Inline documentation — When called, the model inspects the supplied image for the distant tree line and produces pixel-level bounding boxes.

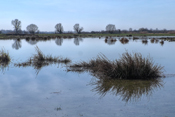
[0,19,175,34]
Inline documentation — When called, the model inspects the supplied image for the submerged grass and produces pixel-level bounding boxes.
[15,46,71,74]
[68,51,164,80]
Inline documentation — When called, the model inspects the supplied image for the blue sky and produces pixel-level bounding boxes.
[0,0,175,31]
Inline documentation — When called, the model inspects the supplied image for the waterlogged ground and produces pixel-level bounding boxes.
[0,37,175,117]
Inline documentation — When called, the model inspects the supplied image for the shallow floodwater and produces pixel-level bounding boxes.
[0,37,175,117]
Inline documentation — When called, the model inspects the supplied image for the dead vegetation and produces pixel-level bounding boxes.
[67,51,164,80]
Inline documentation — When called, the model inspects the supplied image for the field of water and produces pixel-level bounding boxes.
[0,37,175,117]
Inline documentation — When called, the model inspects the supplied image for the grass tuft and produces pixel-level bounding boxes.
[0,48,11,71]
[68,51,164,80]
[120,37,129,44]
[15,46,71,74]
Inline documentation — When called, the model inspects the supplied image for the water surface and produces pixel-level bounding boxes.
[0,37,175,117]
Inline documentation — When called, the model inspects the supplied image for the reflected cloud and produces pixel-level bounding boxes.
[74,37,83,46]
[12,39,21,50]
[55,38,63,46]
[89,78,163,102]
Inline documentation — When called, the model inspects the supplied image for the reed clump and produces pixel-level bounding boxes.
[15,46,71,70]
[120,38,129,44]
[160,40,164,45]
[68,52,164,80]
[0,49,11,70]
[142,39,148,45]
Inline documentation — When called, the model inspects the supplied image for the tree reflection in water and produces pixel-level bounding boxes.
[89,77,163,102]
[26,39,38,45]
[12,39,21,50]
[55,38,63,46]
[74,37,83,46]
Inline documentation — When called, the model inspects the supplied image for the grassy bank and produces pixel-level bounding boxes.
[1,33,175,39]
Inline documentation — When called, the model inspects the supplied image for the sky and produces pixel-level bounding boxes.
[0,0,175,31]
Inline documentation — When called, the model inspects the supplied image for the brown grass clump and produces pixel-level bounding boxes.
[15,46,71,74]
[120,38,129,44]
[142,39,148,45]
[68,52,164,80]
[0,49,11,71]
[150,38,155,43]
[160,40,164,45]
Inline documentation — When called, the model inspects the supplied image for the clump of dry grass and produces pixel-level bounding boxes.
[160,40,164,45]
[0,49,11,71]
[68,52,164,80]
[120,38,129,44]
[150,38,155,43]
[142,39,148,45]
[15,46,71,74]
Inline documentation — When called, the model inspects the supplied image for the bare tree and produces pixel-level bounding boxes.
[26,24,38,34]
[11,19,22,34]
[55,23,64,34]
[106,24,116,34]
[73,24,83,34]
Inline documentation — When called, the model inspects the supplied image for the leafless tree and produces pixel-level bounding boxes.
[26,24,38,34]
[55,23,64,34]
[73,24,83,34]
[106,24,116,34]
[11,19,22,34]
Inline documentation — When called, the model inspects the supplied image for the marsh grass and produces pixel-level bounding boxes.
[160,40,164,45]
[90,78,163,102]
[68,52,164,80]
[120,37,129,44]
[142,39,148,45]
[15,46,71,74]
[0,49,11,72]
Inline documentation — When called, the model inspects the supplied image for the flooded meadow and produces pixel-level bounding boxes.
[0,36,175,117]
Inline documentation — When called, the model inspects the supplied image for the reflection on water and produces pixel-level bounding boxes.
[12,39,21,50]
[90,78,163,102]
[55,38,63,46]
[74,37,83,46]
[26,39,38,45]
